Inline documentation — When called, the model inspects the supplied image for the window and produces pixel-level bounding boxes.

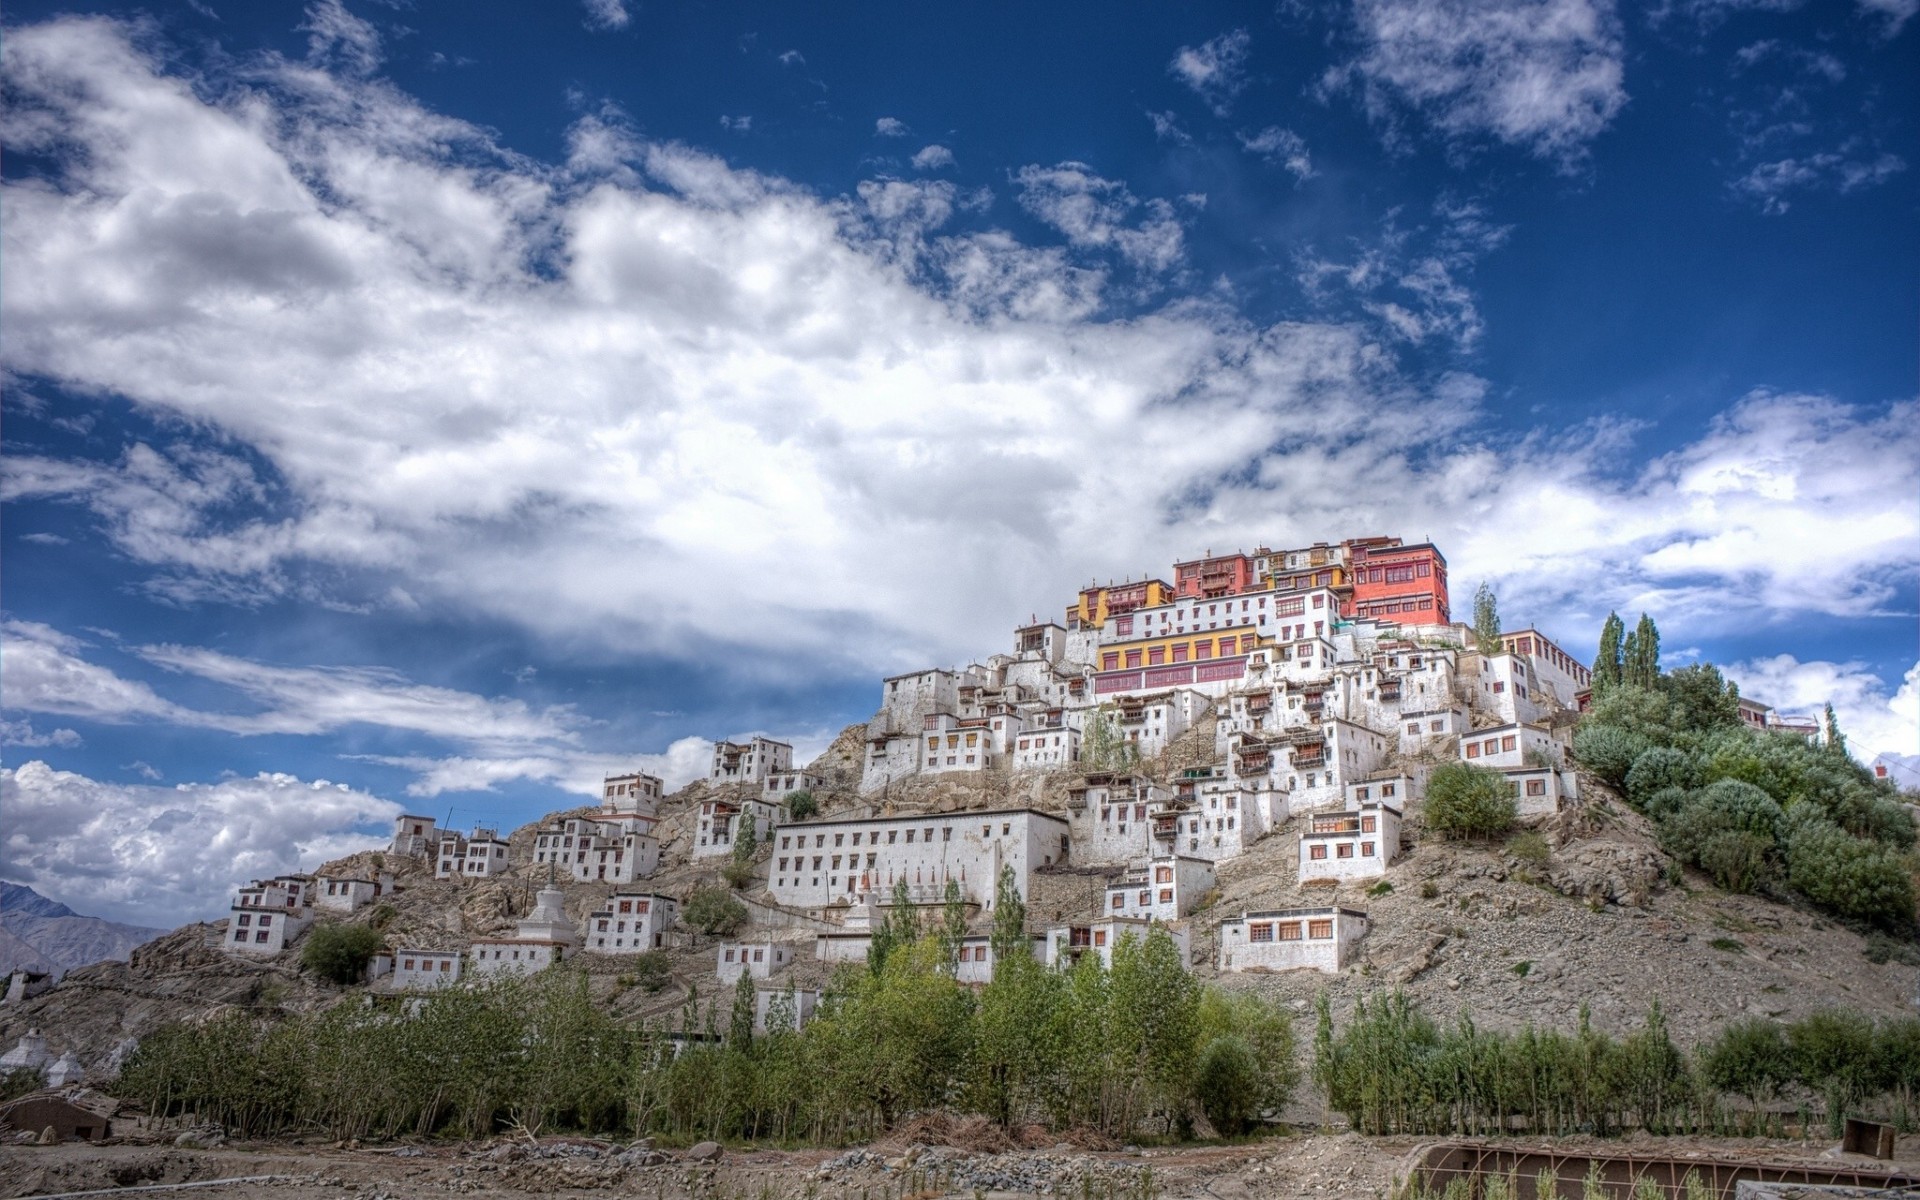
[1309,843,1328,860]
[1102,653,1120,671]
[1502,735,1517,752]
[1336,843,1354,858]
[1361,816,1376,833]
[1526,779,1547,797]
[1309,920,1333,939]
[1112,893,1125,909]
[1361,842,1375,857]
[1125,649,1142,668]
[1195,641,1212,660]
[1093,930,1107,947]
[1466,742,1481,759]
[1249,922,1274,943]
[1172,644,1189,662]
[1277,922,1302,941]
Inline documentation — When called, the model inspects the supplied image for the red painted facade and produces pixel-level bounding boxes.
[1173,553,1253,599]
[1348,541,1449,626]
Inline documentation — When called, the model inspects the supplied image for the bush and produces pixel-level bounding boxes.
[1785,816,1916,930]
[1697,830,1775,894]
[630,950,673,991]
[787,791,819,821]
[1424,762,1518,840]
[1193,1035,1262,1136]
[1658,780,1784,891]
[1573,724,1653,791]
[684,884,748,937]
[1864,933,1920,967]
[1626,747,1699,809]
[0,1067,44,1102]
[1700,1018,1793,1106]
[1506,831,1551,864]
[300,922,383,985]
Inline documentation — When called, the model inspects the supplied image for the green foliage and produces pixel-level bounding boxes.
[1472,583,1502,657]
[1784,815,1916,930]
[1864,932,1920,966]
[1824,703,1848,760]
[1593,612,1625,695]
[1657,780,1784,892]
[1572,723,1653,791]
[0,1067,45,1102]
[300,921,383,985]
[1663,664,1742,733]
[1081,704,1141,771]
[868,878,922,977]
[938,877,968,974]
[684,884,748,937]
[1625,747,1698,808]
[721,819,760,888]
[1193,1036,1261,1135]
[786,790,818,820]
[1424,761,1518,840]
[989,865,1028,965]
[628,950,672,992]
[1506,830,1551,864]
[1700,1018,1793,1107]
[1790,1009,1880,1134]
[1708,937,1744,953]
[1624,613,1661,691]
[1367,879,1395,897]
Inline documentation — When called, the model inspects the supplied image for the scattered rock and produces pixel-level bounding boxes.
[686,1140,723,1163]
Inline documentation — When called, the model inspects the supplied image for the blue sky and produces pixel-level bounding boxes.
[2,0,1915,926]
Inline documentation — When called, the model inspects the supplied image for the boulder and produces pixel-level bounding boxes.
[686,1140,723,1163]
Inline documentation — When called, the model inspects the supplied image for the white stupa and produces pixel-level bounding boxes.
[515,885,579,947]
[45,1050,84,1087]
[0,1028,51,1072]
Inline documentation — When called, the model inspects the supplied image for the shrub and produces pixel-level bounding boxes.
[1192,1035,1262,1136]
[684,884,748,937]
[1700,1018,1793,1107]
[1785,816,1916,930]
[1573,725,1652,791]
[786,790,819,821]
[1697,830,1775,894]
[300,922,383,985]
[1863,933,1920,967]
[1367,880,1394,897]
[1625,747,1699,809]
[0,1067,44,1102]
[1506,831,1551,864]
[1643,786,1691,822]
[1658,781,1782,858]
[630,950,673,991]
[1424,762,1518,840]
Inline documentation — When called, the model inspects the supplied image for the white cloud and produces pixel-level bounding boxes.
[1296,197,1509,350]
[719,114,752,133]
[0,718,83,748]
[874,116,909,137]
[1239,126,1315,181]
[1146,110,1192,145]
[299,0,380,76]
[1,620,578,748]
[1731,152,1906,214]
[1856,0,1918,33]
[2,756,401,925]
[1,760,400,929]
[778,50,805,66]
[1722,656,1919,766]
[360,734,720,798]
[1013,162,1186,272]
[1334,0,1627,165]
[0,16,1914,708]
[581,0,630,31]
[1169,29,1251,116]
[911,144,955,170]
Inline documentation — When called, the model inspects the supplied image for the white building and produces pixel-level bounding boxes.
[712,737,794,786]
[585,891,678,953]
[693,796,781,859]
[224,876,314,955]
[1500,766,1579,817]
[919,712,1001,775]
[1343,773,1418,811]
[1012,721,1081,770]
[390,814,438,858]
[762,768,823,803]
[1104,855,1215,921]
[770,808,1070,910]
[392,949,461,990]
[1042,917,1189,970]
[1068,773,1172,864]
[314,874,388,913]
[533,814,661,883]
[469,885,579,978]
[1460,721,1562,770]
[1497,628,1592,709]
[437,828,511,879]
[717,940,795,983]
[1299,804,1401,884]
[602,771,664,817]
[1217,907,1368,974]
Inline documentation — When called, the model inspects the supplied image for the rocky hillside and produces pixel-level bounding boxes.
[4,727,1914,1084]
[0,882,165,978]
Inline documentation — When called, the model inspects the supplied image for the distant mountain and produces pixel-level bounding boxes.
[0,881,167,978]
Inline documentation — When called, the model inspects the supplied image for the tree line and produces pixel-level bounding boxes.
[1316,991,1920,1139]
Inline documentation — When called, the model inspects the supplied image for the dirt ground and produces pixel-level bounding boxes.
[6,1130,1919,1200]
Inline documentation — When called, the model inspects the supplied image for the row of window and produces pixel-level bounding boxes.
[1247,919,1334,942]
[1464,734,1519,759]
[780,823,1007,850]
[1306,841,1377,860]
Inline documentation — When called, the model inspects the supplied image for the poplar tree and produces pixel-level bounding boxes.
[989,865,1028,966]
[1472,583,1502,655]
[1594,611,1625,694]
[729,970,756,1047]
[1628,613,1662,689]
[1824,703,1849,759]
[938,877,967,974]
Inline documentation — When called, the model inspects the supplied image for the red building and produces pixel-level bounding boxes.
[1348,540,1449,626]
[1172,552,1254,599]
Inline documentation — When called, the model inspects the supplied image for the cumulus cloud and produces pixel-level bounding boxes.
[1,15,1914,716]
[1169,29,1251,115]
[0,718,82,748]
[1333,0,1627,165]
[911,144,955,170]
[874,116,909,137]
[1013,162,1186,272]
[356,730,825,798]
[1722,656,1919,767]
[1239,126,1315,181]
[582,0,630,31]
[1,760,400,928]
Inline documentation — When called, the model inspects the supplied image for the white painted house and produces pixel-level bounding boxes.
[754,987,820,1033]
[392,949,462,990]
[1041,917,1189,970]
[315,873,389,913]
[712,736,794,785]
[468,885,579,978]
[693,796,781,860]
[1217,907,1368,974]
[770,808,1070,910]
[585,891,679,953]
[1104,855,1215,921]
[1298,804,1401,884]
[390,814,438,858]
[225,877,314,955]
[717,941,795,983]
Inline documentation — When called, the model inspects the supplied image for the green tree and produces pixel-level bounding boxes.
[1785,815,1916,929]
[1082,704,1140,771]
[1664,663,1742,733]
[989,865,1029,966]
[1625,613,1662,690]
[938,877,968,974]
[968,944,1063,1127]
[1700,1018,1794,1113]
[722,817,759,889]
[1573,723,1654,791]
[1824,703,1848,760]
[300,922,383,985]
[1424,761,1518,840]
[869,877,922,977]
[1790,1009,1879,1134]
[1472,583,1502,656]
[685,884,748,937]
[786,790,818,821]
[730,969,757,1047]
[1594,612,1626,695]
[1193,1036,1261,1136]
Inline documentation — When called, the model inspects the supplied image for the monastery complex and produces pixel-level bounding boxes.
[191,534,1753,1020]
